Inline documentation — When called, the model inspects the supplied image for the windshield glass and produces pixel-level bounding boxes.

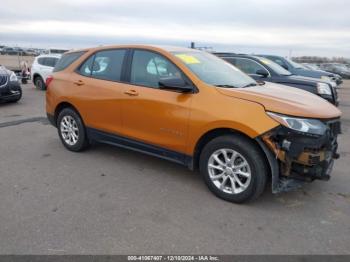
[304,64,320,70]
[286,58,305,69]
[257,57,292,76]
[335,64,349,70]
[171,51,256,88]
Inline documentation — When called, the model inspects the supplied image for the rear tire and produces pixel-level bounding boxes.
[34,76,46,90]
[199,134,268,203]
[57,108,89,152]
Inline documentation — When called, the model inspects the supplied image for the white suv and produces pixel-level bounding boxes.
[31,54,61,90]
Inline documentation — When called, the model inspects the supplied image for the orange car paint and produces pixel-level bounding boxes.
[46,45,341,158]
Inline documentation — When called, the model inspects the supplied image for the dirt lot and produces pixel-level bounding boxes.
[0,81,349,254]
[0,55,35,71]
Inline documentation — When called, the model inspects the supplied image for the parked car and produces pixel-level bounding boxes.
[215,53,338,106]
[320,63,350,79]
[31,54,61,90]
[302,63,343,85]
[1,47,19,55]
[259,55,338,86]
[24,48,39,56]
[46,45,341,203]
[0,65,22,103]
[301,63,320,70]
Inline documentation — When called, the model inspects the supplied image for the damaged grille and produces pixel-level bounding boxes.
[325,120,341,138]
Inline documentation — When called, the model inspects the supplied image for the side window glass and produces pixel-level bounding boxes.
[235,59,265,74]
[46,58,57,67]
[52,58,59,67]
[79,55,95,77]
[53,51,86,72]
[37,57,45,66]
[131,50,184,88]
[224,58,238,66]
[272,58,287,68]
[90,49,126,81]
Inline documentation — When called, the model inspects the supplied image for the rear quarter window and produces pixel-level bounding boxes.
[37,57,45,66]
[53,51,86,72]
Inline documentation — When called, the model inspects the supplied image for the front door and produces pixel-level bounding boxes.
[120,49,193,155]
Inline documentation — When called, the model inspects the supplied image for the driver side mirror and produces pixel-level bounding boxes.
[256,69,269,78]
[159,76,193,92]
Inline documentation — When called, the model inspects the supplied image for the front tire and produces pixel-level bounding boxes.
[199,134,268,203]
[57,108,89,152]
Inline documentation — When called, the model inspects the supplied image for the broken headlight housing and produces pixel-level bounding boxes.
[267,112,327,136]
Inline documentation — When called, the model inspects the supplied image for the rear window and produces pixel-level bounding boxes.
[38,57,59,67]
[37,57,46,66]
[53,51,85,72]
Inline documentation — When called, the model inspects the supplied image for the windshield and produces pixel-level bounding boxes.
[257,57,292,76]
[286,58,305,69]
[304,64,320,70]
[171,51,257,88]
[335,64,349,71]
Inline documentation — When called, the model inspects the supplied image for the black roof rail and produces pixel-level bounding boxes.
[212,52,236,56]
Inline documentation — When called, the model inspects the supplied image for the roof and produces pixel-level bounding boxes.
[65,44,199,54]
[36,53,62,58]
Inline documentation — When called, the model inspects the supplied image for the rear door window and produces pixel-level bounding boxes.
[232,58,267,75]
[79,55,95,77]
[53,51,85,72]
[78,49,126,81]
[268,57,288,69]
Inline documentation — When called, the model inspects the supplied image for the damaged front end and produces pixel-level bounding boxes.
[256,114,341,193]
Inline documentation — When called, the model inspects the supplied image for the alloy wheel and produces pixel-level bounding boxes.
[60,115,79,146]
[208,148,252,194]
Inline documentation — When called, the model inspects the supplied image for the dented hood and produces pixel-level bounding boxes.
[217,82,341,119]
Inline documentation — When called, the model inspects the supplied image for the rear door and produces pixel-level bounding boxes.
[120,49,193,154]
[70,49,128,134]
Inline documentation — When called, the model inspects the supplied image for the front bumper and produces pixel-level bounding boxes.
[259,119,341,193]
[0,82,21,101]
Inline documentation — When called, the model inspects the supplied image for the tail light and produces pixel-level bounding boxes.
[46,75,53,88]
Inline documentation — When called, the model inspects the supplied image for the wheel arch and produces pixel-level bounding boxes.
[54,102,83,127]
[192,128,271,176]
[32,73,43,81]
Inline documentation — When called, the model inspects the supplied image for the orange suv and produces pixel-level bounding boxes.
[46,45,341,203]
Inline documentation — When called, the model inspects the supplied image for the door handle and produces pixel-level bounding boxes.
[73,80,85,86]
[124,89,139,96]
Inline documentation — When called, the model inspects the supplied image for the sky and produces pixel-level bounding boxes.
[0,0,349,57]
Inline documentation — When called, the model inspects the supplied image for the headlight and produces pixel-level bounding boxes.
[329,81,337,88]
[267,112,327,136]
[9,72,18,82]
[317,82,332,95]
[321,76,331,81]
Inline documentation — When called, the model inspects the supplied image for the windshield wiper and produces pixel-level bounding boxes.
[214,84,237,88]
[241,83,258,88]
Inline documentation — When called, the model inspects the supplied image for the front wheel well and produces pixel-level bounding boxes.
[192,128,269,172]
